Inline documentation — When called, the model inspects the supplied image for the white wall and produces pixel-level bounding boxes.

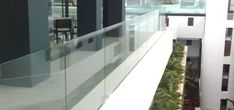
[226,27,234,109]
[167,16,205,39]
[200,0,229,109]
[188,40,200,57]
[227,6,234,110]
[177,40,201,57]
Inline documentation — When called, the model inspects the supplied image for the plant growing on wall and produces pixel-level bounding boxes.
[151,44,184,110]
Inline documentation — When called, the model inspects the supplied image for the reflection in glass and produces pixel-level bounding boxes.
[0,7,162,110]
[227,0,234,20]
[65,32,105,110]
[49,0,77,43]
[0,44,67,110]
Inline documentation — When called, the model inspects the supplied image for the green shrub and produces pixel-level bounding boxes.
[151,44,184,110]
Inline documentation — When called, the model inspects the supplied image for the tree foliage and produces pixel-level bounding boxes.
[151,44,184,110]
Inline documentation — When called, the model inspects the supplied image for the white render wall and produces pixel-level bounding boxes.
[227,33,234,108]
[227,4,234,110]
[167,16,205,39]
[176,40,200,57]
[200,0,229,109]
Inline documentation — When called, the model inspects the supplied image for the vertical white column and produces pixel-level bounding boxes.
[200,0,229,109]
[227,3,234,109]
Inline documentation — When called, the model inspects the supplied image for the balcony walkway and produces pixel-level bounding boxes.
[72,31,173,110]
[0,10,173,110]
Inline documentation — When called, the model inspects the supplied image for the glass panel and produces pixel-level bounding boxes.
[68,0,77,18]
[229,0,234,11]
[148,12,155,38]
[138,13,149,59]
[0,7,163,110]
[49,0,77,44]
[49,0,64,43]
[188,18,194,26]
[159,8,167,31]
[222,64,230,91]
[222,79,229,91]
[226,28,233,40]
[153,11,159,32]
[227,0,234,20]
[65,31,105,110]
[68,0,77,37]
[125,17,140,74]
[227,12,234,20]
[223,64,230,77]
[187,40,193,45]
[224,40,232,56]
[145,11,159,51]
[220,99,228,110]
[0,44,66,110]
[103,10,161,98]
[103,23,129,95]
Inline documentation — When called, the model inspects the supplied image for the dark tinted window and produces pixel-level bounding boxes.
[188,18,194,26]
[88,38,94,44]
[220,99,227,110]
[186,40,192,45]
[77,42,82,48]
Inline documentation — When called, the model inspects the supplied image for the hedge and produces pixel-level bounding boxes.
[151,44,184,110]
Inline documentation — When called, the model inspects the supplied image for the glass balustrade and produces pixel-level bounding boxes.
[0,9,164,110]
[0,44,67,110]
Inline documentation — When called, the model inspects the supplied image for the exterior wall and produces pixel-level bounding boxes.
[200,0,229,109]
[228,37,234,108]
[227,2,234,109]
[176,40,201,57]
[167,16,205,39]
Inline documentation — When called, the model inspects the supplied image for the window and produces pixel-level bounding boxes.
[227,0,234,20]
[222,64,230,91]
[220,99,227,110]
[223,64,230,76]
[187,57,191,62]
[228,0,234,12]
[224,41,232,56]
[77,42,82,48]
[226,28,233,39]
[88,38,94,44]
[188,18,194,26]
[222,79,229,91]
[166,16,169,27]
[186,40,192,45]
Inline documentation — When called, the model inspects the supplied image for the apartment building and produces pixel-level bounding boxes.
[166,0,234,109]
[200,0,234,109]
